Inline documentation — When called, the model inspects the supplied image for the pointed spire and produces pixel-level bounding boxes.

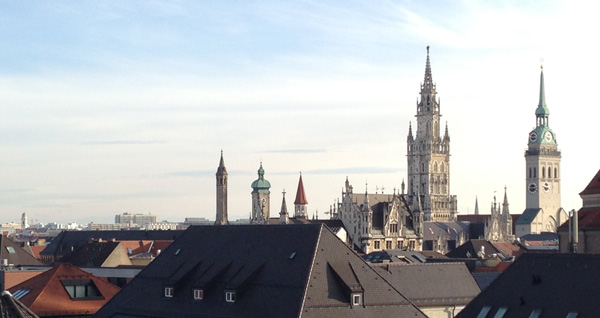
[502,186,510,216]
[279,189,289,224]
[424,45,433,85]
[294,173,308,205]
[535,65,550,121]
[217,150,227,175]
[474,196,479,215]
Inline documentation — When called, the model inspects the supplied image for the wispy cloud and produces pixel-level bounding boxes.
[80,140,165,145]
[261,149,327,154]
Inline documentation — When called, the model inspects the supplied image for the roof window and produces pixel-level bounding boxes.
[477,306,491,318]
[351,292,363,307]
[566,312,578,318]
[494,307,508,318]
[164,287,173,298]
[61,279,104,300]
[225,291,236,303]
[529,309,541,318]
[193,289,203,300]
[6,246,15,254]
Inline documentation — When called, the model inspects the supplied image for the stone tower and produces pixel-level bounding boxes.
[21,212,28,229]
[279,190,290,224]
[251,162,271,224]
[523,66,563,232]
[215,151,229,225]
[406,46,457,222]
[294,173,308,218]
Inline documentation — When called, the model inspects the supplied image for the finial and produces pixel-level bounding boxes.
[282,189,286,197]
[427,45,430,54]
[540,58,544,70]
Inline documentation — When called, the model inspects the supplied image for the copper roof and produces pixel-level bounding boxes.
[294,175,308,205]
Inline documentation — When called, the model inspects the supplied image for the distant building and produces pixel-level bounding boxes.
[406,46,457,222]
[516,67,568,237]
[214,151,229,225]
[115,212,157,226]
[87,222,131,231]
[484,188,514,242]
[250,163,270,224]
[338,177,422,254]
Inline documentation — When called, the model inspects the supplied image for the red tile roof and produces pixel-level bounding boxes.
[580,169,600,195]
[8,264,120,317]
[558,207,600,231]
[294,174,308,205]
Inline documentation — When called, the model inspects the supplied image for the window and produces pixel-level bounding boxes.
[225,291,236,303]
[193,289,203,300]
[374,241,380,250]
[164,287,173,298]
[529,309,541,318]
[386,241,392,250]
[477,306,491,318]
[494,307,508,318]
[6,246,15,254]
[351,293,362,306]
[61,279,103,300]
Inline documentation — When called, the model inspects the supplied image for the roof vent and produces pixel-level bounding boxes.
[289,252,296,260]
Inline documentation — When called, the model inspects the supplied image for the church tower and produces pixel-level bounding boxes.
[215,151,229,225]
[523,66,563,232]
[294,173,308,218]
[251,162,271,224]
[407,46,457,222]
[279,190,290,224]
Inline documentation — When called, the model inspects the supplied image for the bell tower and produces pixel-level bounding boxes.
[406,46,457,222]
[215,151,229,225]
[524,66,562,231]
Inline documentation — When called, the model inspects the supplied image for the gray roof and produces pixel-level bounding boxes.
[95,224,426,318]
[516,208,541,225]
[423,222,469,241]
[457,253,600,318]
[0,236,42,266]
[0,291,39,318]
[373,263,480,307]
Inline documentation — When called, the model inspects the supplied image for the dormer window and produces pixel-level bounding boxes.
[225,291,236,303]
[164,287,173,298]
[351,292,363,307]
[193,289,203,300]
[61,279,103,300]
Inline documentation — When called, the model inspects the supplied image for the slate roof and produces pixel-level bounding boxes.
[0,291,39,318]
[57,241,125,267]
[0,237,42,266]
[515,208,541,225]
[446,239,502,259]
[8,263,120,317]
[363,250,428,264]
[40,230,184,260]
[456,253,600,318]
[579,168,600,195]
[94,224,427,318]
[373,263,480,307]
[423,222,469,241]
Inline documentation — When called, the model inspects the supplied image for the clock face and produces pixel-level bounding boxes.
[528,182,537,194]
[529,131,538,142]
[544,131,553,142]
[543,182,550,193]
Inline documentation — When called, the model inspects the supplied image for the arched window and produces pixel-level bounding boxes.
[533,167,537,178]
[434,162,438,172]
[548,167,552,178]
[529,168,532,178]
[542,167,545,178]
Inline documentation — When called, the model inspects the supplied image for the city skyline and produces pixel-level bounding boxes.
[2,1,599,224]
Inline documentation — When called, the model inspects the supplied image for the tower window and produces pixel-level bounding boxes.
[548,167,552,178]
[542,168,545,178]
[555,168,558,178]
[529,168,532,178]
[533,167,537,178]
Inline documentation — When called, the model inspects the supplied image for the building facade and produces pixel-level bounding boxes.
[516,67,567,237]
[484,188,514,242]
[115,213,157,225]
[406,47,457,222]
[338,178,422,254]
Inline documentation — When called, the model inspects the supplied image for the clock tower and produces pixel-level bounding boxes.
[520,66,565,234]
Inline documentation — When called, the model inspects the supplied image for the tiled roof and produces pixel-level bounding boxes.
[374,263,480,306]
[491,242,522,258]
[23,245,46,260]
[294,175,308,205]
[8,264,120,317]
[580,169,600,195]
[95,224,426,318]
[456,253,600,318]
[446,239,501,259]
[558,207,600,231]
[423,222,470,241]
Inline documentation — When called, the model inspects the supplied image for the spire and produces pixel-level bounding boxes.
[424,45,433,85]
[502,186,510,216]
[217,150,227,175]
[258,162,265,179]
[443,122,450,141]
[474,196,479,215]
[294,173,308,205]
[279,189,289,224]
[408,122,413,140]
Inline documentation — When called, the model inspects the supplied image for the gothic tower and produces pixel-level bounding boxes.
[407,46,457,222]
[294,173,308,218]
[215,151,229,225]
[251,162,271,224]
[279,190,289,224]
[524,66,562,231]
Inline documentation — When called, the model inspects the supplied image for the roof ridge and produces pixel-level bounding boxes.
[298,224,324,317]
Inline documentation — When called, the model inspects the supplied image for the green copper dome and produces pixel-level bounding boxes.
[251,163,271,193]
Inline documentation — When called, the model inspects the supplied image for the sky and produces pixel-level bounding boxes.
[1,1,599,225]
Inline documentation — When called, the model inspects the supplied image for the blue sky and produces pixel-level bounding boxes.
[1,1,598,224]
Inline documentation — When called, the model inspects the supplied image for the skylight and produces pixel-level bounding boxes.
[477,306,491,318]
[6,246,15,254]
[12,289,30,300]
